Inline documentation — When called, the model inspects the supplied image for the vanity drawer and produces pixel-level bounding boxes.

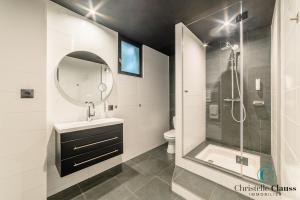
[61,124,122,143]
[55,123,124,177]
[60,143,123,176]
[61,130,122,159]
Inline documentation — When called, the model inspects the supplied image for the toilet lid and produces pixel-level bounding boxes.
[164,130,175,138]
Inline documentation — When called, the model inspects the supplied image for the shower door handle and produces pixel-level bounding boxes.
[290,12,299,23]
[184,90,189,93]
[224,98,240,102]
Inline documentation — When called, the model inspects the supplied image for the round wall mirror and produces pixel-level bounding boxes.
[55,51,114,106]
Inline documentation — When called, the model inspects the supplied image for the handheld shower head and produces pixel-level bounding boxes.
[220,41,239,51]
[231,44,239,51]
[221,42,232,51]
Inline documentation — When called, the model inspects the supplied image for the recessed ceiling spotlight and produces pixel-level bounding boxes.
[76,2,110,21]
[223,21,231,26]
[89,9,96,15]
[87,8,97,20]
[203,43,208,47]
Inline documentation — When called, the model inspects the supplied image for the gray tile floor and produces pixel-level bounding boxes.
[48,144,183,200]
[173,167,253,200]
[48,143,253,200]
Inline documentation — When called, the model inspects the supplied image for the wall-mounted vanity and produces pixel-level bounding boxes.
[55,118,124,177]
[54,51,124,177]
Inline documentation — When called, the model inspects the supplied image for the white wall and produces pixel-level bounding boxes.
[180,24,206,155]
[0,0,47,199]
[47,2,169,196]
[117,45,170,161]
[272,0,300,199]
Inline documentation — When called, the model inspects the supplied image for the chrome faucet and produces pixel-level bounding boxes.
[85,101,95,121]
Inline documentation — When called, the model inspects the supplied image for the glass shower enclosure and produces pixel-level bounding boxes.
[181,1,276,186]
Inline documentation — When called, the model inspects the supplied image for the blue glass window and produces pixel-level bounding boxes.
[119,36,142,77]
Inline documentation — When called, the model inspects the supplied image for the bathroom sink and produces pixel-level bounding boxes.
[54,118,124,134]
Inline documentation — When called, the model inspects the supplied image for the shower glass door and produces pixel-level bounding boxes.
[242,10,276,186]
[181,1,276,186]
[182,1,246,180]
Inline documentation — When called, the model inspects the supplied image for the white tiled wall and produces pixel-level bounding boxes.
[47,2,169,196]
[272,0,300,199]
[282,0,300,198]
[0,0,47,199]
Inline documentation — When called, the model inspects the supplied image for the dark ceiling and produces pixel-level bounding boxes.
[50,0,275,56]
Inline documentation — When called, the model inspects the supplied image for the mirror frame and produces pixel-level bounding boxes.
[54,51,114,107]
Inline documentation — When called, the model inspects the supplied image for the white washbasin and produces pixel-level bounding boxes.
[54,118,124,134]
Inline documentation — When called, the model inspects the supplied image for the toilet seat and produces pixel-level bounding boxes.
[164,116,176,154]
[164,129,175,139]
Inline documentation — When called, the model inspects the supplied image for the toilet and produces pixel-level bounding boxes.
[164,117,176,154]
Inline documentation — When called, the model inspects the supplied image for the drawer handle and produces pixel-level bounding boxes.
[73,137,119,151]
[73,149,119,167]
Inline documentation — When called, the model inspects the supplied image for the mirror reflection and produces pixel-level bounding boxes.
[56,51,113,106]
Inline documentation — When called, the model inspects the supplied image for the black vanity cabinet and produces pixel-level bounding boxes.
[55,124,123,177]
